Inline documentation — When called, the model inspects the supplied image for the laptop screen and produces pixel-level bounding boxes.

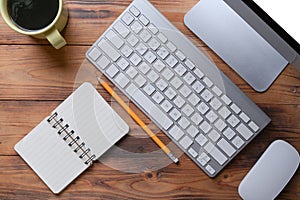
[242,0,300,53]
[252,0,300,44]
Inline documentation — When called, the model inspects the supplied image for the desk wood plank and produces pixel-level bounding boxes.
[0,0,299,199]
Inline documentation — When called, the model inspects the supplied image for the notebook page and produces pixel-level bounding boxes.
[14,119,88,194]
[54,82,129,158]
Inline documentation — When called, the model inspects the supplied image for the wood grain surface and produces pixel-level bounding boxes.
[0,0,299,199]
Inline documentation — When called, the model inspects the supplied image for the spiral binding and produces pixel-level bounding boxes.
[47,112,96,165]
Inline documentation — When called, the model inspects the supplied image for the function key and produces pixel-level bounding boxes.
[166,41,177,52]
[230,103,241,114]
[122,12,134,25]
[149,23,159,34]
[157,32,168,43]
[130,6,140,17]
[139,15,150,26]
[212,85,222,96]
[249,121,259,132]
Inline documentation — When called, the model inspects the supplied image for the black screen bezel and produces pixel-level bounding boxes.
[242,0,300,54]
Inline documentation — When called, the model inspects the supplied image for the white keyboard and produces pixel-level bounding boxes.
[86,0,271,177]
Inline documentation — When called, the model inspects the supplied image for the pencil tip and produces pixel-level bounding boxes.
[96,76,103,83]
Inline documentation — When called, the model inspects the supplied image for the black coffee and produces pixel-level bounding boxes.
[8,0,59,31]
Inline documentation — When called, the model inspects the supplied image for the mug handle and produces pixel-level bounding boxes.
[44,27,67,49]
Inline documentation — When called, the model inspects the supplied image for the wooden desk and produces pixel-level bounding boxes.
[0,0,299,199]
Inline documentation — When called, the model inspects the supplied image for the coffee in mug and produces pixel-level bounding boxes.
[0,0,68,49]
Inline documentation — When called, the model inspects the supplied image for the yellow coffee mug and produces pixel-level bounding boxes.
[0,0,68,49]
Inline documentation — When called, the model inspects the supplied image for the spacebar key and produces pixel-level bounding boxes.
[130,87,173,130]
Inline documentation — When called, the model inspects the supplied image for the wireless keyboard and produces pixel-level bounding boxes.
[86,0,271,177]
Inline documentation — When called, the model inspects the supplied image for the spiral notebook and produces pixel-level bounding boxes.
[14,82,129,194]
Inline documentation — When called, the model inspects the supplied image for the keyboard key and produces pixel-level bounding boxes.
[126,67,138,79]
[122,12,134,25]
[157,47,169,59]
[214,119,227,132]
[140,29,152,42]
[201,89,213,102]
[106,64,119,78]
[148,23,158,34]
[129,6,140,17]
[232,136,245,149]
[188,147,198,158]
[166,55,178,68]
[197,102,209,115]
[115,73,129,88]
[182,104,194,117]
[187,125,199,138]
[98,39,120,62]
[205,110,218,123]
[169,125,184,141]
[249,121,259,132]
[218,106,231,119]
[175,50,186,61]
[204,142,227,165]
[174,96,185,108]
[203,77,213,88]
[188,93,200,106]
[114,21,130,38]
[152,91,164,103]
[156,79,168,91]
[193,68,204,79]
[230,103,241,114]
[148,38,160,50]
[174,64,187,76]
[138,62,151,74]
[130,53,142,66]
[139,15,150,26]
[165,87,176,100]
[179,85,192,98]
[121,45,133,57]
[185,59,195,70]
[192,81,205,93]
[196,134,208,146]
[227,115,240,127]
[153,59,165,72]
[210,97,222,110]
[205,165,216,175]
[179,136,193,149]
[223,127,236,140]
[239,112,250,123]
[143,84,155,95]
[162,68,174,81]
[157,32,167,43]
[191,113,203,125]
[134,74,146,87]
[200,121,212,134]
[169,108,181,121]
[170,77,183,89]
[136,43,148,55]
[131,21,143,34]
[208,130,220,142]
[88,47,101,61]
[221,94,232,105]
[106,30,124,49]
[183,72,196,85]
[127,34,139,46]
[166,41,177,52]
[147,71,159,82]
[117,58,129,70]
[96,55,110,69]
[236,123,254,140]
[131,88,173,130]
[212,85,222,96]
[161,100,173,113]
[197,152,210,166]
[217,138,236,157]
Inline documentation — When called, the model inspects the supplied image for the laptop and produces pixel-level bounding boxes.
[184,0,300,92]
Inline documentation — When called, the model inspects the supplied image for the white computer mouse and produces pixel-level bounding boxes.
[238,140,299,200]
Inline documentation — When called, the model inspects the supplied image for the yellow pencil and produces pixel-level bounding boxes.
[97,77,179,164]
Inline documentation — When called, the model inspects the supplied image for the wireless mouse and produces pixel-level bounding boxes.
[238,140,299,200]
